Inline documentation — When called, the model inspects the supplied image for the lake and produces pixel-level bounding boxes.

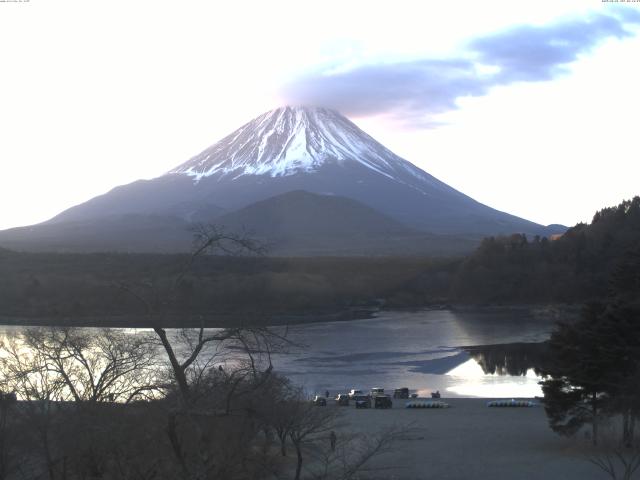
[270,307,562,398]
[0,307,565,399]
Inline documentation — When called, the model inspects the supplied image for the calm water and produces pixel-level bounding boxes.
[0,307,563,398]
[270,308,560,398]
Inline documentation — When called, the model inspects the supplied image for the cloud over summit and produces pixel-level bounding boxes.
[280,9,640,126]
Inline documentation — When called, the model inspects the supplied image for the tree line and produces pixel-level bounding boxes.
[2,197,638,325]
[0,251,456,325]
[539,241,640,440]
[533,240,640,479]
[451,196,640,304]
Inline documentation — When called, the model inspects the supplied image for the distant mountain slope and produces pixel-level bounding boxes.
[0,215,192,253]
[214,190,479,255]
[47,106,561,237]
[1,105,564,254]
[216,190,411,237]
[0,192,480,256]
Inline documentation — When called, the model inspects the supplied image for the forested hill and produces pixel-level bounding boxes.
[450,197,640,304]
[0,198,638,326]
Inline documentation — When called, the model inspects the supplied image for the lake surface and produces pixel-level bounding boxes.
[270,308,560,398]
[0,307,563,398]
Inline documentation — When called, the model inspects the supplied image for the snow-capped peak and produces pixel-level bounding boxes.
[167,106,430,183]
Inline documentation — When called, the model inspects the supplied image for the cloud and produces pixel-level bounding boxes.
[470,9,638,83]
[279,9,640,126]
[282,59,488,126]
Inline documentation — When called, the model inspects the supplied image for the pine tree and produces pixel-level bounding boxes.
[541,246,640,445]
[540,304,612,445]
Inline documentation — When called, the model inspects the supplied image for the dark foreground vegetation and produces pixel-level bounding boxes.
[535,241,640,479]
[0,228,406,480]
[540,243,640,442]
[0,326,404,480]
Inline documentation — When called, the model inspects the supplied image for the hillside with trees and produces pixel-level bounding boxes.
[0,198,638,327]
[539,235,640,456]
[450,197,640,304]
[0,246,457,326]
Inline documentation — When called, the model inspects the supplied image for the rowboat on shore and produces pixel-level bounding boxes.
[487,399,537,407]
[406,400,450,408]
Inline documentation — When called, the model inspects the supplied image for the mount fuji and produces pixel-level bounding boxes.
[0,106,563,254]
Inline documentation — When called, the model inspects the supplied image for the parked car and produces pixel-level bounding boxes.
[335,393,350,406]
[348,389,364,399]
[313,395,327,406]
[374,395,392,409]
[393,387,409,399]
[370,387,384,397]
[354,395,371,408]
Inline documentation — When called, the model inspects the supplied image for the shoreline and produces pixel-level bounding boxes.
[0,303,578,328]
[332,397,604,479]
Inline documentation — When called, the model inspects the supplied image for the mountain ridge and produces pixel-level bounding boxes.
[1,105,565,254]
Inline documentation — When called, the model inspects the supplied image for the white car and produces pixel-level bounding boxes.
[348,389,364,399]
[370,387,384,396]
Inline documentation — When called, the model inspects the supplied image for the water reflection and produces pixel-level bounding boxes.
[445,343,549,398]
[445,365,543,398]
[270,308,557,397]
[0,309,559,398]
[463,342,550,377]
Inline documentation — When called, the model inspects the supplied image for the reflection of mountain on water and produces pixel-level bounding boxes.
[389,351,471,375]
[464,342,550,376]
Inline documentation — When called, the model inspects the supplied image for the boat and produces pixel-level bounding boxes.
[405,400,449,409]
[486,399,537,407]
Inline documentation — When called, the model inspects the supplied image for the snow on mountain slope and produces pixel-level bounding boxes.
[32,104,562,244]
[168,106,442,191]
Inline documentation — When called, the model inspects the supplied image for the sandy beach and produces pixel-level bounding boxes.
[331,398,605,480]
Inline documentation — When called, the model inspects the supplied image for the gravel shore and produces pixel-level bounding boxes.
[332,397,604,480]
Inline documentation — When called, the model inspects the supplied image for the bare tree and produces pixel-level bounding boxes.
[0,327,163,480]
[589,448,640,480]
[0,333,73,480]
[116,225,302,479]
[286,399,341,480]
[118,224,272,404]
[284,406,409,480]
[586,424,640,480]
[0,392,17,480]
[310,425,411,480]
[254,380,300,458]
[15,327,161,404]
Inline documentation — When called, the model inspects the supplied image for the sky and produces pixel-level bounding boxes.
[0,0,639,230]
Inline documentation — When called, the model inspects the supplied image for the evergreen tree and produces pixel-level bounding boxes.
[541,246,640,445]
[540,304,612,445]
